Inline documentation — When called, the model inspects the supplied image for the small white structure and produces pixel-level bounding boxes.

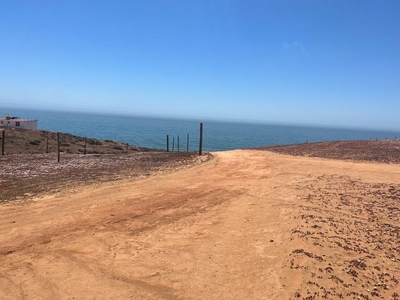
[0,114,38,129]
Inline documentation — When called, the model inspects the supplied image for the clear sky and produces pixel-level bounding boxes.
[1,1,399,130]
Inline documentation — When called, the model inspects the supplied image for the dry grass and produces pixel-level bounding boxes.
[0,128,210,203]
[258,140,400,164]
[0,127,152,155]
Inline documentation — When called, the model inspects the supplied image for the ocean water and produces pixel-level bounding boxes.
[2,108,399,151]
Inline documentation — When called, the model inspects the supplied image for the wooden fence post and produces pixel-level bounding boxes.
[187,133,189,153]
[1,130,5,156]
[172,137,175,152]
[199,123,203,156]
[46,137,49,154]
[84,138,87,155]
[166,135,169,152]
[177,136,180,153]
[57,132,60,163]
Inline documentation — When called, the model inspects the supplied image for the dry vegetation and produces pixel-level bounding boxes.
[258,140,400,164]
[0,128,210,203]
[0,127,152,155]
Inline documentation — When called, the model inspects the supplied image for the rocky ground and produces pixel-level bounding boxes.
[287,174,400,299]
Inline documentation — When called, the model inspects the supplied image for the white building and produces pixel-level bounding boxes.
[0,114,38,129]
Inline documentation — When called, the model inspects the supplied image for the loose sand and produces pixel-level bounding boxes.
[1,150,399,299]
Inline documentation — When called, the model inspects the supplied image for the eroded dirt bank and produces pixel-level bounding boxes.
[1,150,400,299]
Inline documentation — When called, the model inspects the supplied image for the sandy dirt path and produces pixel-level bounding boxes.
[1,150,400,299]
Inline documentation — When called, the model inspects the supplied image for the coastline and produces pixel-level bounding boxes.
[3,107,400,151]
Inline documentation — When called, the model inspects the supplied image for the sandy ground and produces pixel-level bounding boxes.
[1,150,400,299]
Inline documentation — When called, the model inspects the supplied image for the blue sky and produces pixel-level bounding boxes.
[1,1,399,130]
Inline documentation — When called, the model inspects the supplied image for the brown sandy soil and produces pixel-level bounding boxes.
[1,150,400,299]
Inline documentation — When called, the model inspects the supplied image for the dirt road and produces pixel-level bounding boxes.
[1,150,400,299]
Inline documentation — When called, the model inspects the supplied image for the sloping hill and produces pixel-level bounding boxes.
[0,127,152,155]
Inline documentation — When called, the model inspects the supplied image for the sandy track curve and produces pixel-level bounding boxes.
[1,150,400,299]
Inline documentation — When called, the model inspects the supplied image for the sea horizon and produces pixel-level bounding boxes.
[1,106,399,151]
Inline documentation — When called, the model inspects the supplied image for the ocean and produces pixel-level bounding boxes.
[2,108,399,151]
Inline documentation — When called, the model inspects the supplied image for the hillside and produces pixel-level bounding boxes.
[0,127,153,155]
[0,127,208,202]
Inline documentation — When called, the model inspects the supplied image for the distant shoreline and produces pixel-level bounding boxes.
[2,107,400,151]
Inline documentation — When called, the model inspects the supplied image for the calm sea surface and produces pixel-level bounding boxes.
[3,108,399,151]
